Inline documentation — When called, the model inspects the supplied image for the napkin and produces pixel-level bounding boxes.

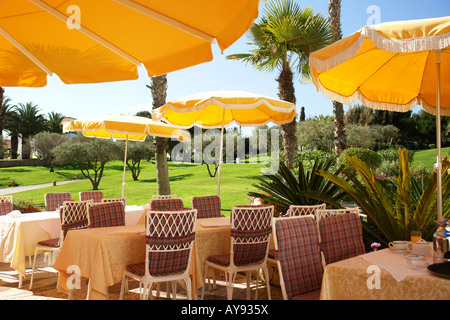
[6,210,22,218]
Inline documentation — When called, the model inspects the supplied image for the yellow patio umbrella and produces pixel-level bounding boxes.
[309,16,450,219]
[152,90,296,195]
[63,114,191,197]
[0,0,260,87]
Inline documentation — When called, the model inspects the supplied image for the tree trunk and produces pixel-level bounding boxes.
[276,64,297,170]
[11,134,18,159]
[22,133,31,159]
[149,74,171,195]
[328,0,346,158]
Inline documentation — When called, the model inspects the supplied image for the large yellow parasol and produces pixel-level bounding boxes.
[152,90,296,195]
[309,16,450,219]
[63,114,191,196]
[0,0,260,87]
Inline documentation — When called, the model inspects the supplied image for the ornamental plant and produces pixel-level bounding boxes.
[13,198,42,213]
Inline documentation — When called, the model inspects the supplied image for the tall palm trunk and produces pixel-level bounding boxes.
[150,74,171,195]
[328,0,346,157]
[277,64,297,170]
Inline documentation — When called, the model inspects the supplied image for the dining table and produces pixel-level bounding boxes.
[320,248,450,300]
[54,216,235,299]
[0,205,145,288]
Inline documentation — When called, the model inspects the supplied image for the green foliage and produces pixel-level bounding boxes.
[249,158,346,216]
[318,148,450,246]
[52,139,122,190]
[340,147,382,171]
[118,139,154,181]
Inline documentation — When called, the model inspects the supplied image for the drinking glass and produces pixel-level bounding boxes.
[410,231,422,243]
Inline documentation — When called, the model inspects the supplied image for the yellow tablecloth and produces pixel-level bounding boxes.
[54,216,233,300]
[320,249,450,300]
[0,211,61,280]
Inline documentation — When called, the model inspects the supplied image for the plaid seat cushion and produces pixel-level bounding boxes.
[37,238,60,248]
[0,202,13,215]
[319,213,365,265]
[80,191,103,202]
[150,199,184,211]
[88,202,125,228]
[191,195,223,219]
[276,217,323,299]
[268,249,278,260]
[45,193,72,211]
[291,289,322,300]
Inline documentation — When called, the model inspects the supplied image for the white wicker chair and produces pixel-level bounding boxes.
[288,203,326,217]
[101,197,127,209]
[44,192,72,211]
[79,190,103,202]
[120,208,197,300]
[0,195,13,215]
[151,194,177,200]
[29,200,93,289]
[315,208,362,223]
[201,205,274,300]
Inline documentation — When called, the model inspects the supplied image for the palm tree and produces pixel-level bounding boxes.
[0,96,12,137]
[328,0,346,157]
[45,111,65,133]
[14,102,46,159]
[147,74,171,195]
[4,107,20,159]
[227,0,333,169]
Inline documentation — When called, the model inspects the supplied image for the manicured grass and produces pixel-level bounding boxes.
[1,160,264,216]
[412,147,450,171]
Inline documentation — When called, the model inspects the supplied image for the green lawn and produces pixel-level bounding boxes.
[1,160,264,216]
[412,147,450,171]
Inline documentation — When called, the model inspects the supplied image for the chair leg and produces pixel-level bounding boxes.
[119,274,127,300]
[245,271,251,300]
[201,264,209,300]
[225,271,236,300]
[263,266,271,300]
[185,276,192,300]
[29,248,39,290]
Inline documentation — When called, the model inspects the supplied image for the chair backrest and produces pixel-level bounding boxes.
[87,201,125,228]
[273,215,323,300]
[45,192,72,211]
[0,195,13,203]
[101,197,127,209]
[149,198,184,211]
[151,194,177,200]
[0,201,13,215]
[191,195,223,219]
[230,205,274,267]
[145,208,197,277]
[79,191,103,202]
[60,200,93,240]
[288,203,326,217]
[318,212,365,265]
[315,208,361,223]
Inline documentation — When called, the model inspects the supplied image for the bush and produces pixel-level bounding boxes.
[13,198,42,213]
[340,148,382,171]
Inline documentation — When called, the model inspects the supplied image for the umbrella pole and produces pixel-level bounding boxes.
[217,109,226,196]
[122,134,128,198]
[436,50,443,220]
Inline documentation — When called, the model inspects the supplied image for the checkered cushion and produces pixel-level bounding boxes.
[79,191,103,202]
[150,198,184,211]
[268,249,278,260]
[37,238,60,248]
[319,213,365,265]
[88,202,125,228]
[191,195,224,219]
[0,202,13,215]
[275,216,323,299]
[45,193,72,211]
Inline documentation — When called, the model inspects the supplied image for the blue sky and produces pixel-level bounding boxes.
[3,0,450,125]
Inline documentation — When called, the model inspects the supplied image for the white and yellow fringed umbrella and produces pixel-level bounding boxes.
[309,16,450,219]
[63,114,191,197]
[152,90,296,195]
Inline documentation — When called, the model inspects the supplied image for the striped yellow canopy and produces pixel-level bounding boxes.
[63,114,191,142]
[152,90,296,128]
[0,0,260,87]
[309,16,450,115]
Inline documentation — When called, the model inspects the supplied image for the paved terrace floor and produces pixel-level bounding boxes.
[0,254,283,300]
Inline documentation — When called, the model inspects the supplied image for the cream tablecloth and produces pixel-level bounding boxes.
[54,216,234,299]
[0,211,61,282]
[320,248,450,300]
